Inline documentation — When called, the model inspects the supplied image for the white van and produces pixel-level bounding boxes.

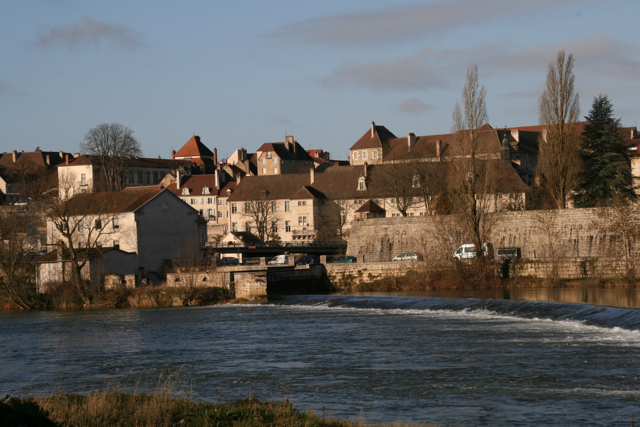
[268,254,293,265]
[453,243,494,260]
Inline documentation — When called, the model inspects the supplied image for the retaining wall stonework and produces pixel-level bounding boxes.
[346,208,640,265]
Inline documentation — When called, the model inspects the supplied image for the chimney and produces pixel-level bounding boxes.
[436,140,442,161]
[12,150,16,162]
[73,153,79,158]
[309,166,315,184]
[65,154,69,165]
[46,154,50,165]
[172,149,176,159]
[408,133,416,151]
[213,148,218,164]
[363,161,368,177]
[371,121,375,138]
[157,155,161,159]
[176,170,181,189]
[59,150,63,159]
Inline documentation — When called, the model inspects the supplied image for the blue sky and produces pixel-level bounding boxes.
[1,0,639,161]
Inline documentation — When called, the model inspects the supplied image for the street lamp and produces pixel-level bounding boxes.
[395,230,406,253]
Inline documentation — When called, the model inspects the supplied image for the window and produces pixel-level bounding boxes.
[373,150,378,159]
[272,221,278,232]
[203,187,210,195]
[199,209,204,216]
[353,151,358,160]
[138,171,143,183]
[266,151,272,159]
[285,201,290,212]
[182,188,189,195]
[245,203,251,213]
[273,168,278,174]
[146,171,151,184]
[113,218,119,229]
[153,171,158,184]
[208,209,214,218]
[200,198,204,205]
[359,181,365,190]
[362,151,367,160]
[223,225,228,233]
[262,168,267,174]
[218,211,223,218]
[271,201,277,212]
[207,197,213,204]
[298,200,306,206]
[262,158,267,164]
[298,216,307,226]
[357,177,366,191]
[412,175,420,188]
[231,203,237,213]
[80,173,87,185]
[95,219,101,230]
[285,220,291,232]
[190,198,197,205]
[232,222,238,232]
[78,220,84,232]
[272,158,278,163]
[244,222,250,231]
[62,223,68,232]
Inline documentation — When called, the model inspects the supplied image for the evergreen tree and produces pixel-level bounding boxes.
[574,94,635,207]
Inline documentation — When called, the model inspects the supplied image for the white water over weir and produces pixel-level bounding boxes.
[2,294,640,426]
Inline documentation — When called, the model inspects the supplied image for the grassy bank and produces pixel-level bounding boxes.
[1,392,433,427]
[0,283,233,311]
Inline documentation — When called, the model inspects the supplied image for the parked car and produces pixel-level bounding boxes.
[217,257,239,266]
[268,254,294,265]
[329,255,357,263]
[391,251,424,262]
[295,255,320,265]
[453,243,494,261]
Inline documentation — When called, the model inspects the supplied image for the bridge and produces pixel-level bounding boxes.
[204,241,347,258]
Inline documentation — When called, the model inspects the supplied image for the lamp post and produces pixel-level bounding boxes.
[395,230,406,253]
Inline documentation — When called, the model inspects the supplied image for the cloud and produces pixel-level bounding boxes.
[33,17,145,50]
[269,0,608,47]
[271,116,294,127]
[321,34,640,91]
[398,97,433,114]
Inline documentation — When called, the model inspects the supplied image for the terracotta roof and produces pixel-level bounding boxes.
[174,135,214,158]
[165,174,220,197]
[350,123,397,150]
[228,173,315,202]
[219,181,237,196]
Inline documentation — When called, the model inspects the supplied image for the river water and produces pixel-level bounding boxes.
[2,290,640,426]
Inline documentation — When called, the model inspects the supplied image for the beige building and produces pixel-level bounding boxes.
[255,136,315,176]
[45,188,206,284]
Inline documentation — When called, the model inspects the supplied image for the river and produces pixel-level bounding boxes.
[2,289,640,426]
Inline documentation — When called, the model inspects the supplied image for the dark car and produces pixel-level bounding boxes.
[217,257,239,266]
[329,255,357,263]
[295,255,320,265]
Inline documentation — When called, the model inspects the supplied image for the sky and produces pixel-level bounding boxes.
[1,0,639,161]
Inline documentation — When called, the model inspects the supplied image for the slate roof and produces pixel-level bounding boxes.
[355,199,385,213]
[174,135,214,158]
[165,174,219,197]
[0,151,70,174]
[63,188,163,215]
[64,154,189,169]
[257,141,315,162]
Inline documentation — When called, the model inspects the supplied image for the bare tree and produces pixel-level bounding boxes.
[533,209,566,285]
[80,123,142,192]
[0,207,41,309]
[316,199,355,242]
[378,162,419,216]
[538,51,581,209]
[591,201,640,284]
[411,160,444,215]
[171,237,206,302]
[40,172,121,306]
[241,198,281,242]
[449,65,498,257]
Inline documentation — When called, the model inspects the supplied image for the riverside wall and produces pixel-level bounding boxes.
[346,208,638,264]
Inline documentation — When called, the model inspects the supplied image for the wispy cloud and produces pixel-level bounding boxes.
[322,34,640,91]
[397,97,433,114]
[271,116,294,127]
[269,0,609,46]
[33,17,145,50]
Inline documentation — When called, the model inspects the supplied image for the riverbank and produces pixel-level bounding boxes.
[0,283,234,311]
[1,392,434,427]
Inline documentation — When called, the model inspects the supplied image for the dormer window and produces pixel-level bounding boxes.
[182,188,189,195]
[260,189,268,199]
[412,175,420,188]
[203,187,210,195]
[226,189,232,196]
[357,176,367,191]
